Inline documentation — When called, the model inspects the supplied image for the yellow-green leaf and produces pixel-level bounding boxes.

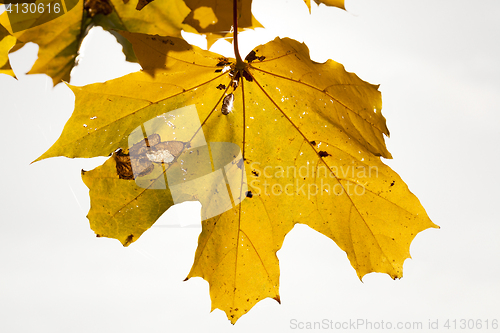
[37,32,437,323]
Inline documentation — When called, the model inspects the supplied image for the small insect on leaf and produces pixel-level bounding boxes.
[222,93,234,115]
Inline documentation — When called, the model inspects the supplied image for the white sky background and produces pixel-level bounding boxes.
[1,0,499,331]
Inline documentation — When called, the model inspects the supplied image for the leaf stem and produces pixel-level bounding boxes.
[233,0,244,67]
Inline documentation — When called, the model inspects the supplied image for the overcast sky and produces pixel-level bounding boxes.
[1,0,499,332]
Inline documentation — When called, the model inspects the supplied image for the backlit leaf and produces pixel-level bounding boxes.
[36,32,437,323]
[0,0,84,84]
[0,23,15,77]
[182,0,262,47]
[0,0,190,84]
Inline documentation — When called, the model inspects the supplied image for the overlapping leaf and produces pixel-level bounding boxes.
[0,0,344,84]
[0,0,190,84]
[36,32,437,323]
[181,0,262,47]
[133,0,262,47]
[0,23,15,77]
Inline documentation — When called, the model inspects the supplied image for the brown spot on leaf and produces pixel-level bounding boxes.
[245,50,258,62]
[84,0,113,17]
[246,191,253,198]
[114,149,135,180]
[217,84,226,90]
[161,39,174,45]
[232,71,240,81]
[245,50,265,62]
[136,0,154,10]
[116,134,185,179]
[242,70,253,82]
[124,234,134,246]
[310,140,316,146]
[318,151,331,157]
[216,57,230,67]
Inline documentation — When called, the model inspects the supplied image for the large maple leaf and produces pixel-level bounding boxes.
[35,32,437,323]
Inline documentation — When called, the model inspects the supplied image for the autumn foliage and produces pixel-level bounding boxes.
[1,0,437,324]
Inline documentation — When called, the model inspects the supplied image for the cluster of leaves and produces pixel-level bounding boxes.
[1,0,437,324]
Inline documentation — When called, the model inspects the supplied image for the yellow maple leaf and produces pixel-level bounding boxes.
[0,0,190,84]
[35,32,438,323]
[182,0,262,47]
